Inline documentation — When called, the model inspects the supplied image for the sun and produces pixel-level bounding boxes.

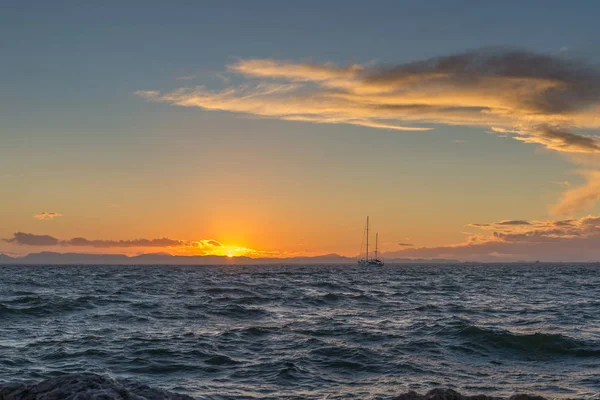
[227,254,233,258]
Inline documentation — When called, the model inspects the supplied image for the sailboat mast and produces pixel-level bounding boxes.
[375,233,378,260]
[366,216,369,262]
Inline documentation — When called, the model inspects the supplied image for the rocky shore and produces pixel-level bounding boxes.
[0,373,556,400]
[0,373,193,400]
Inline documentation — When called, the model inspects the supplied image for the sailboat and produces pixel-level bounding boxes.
[358,216,384,267]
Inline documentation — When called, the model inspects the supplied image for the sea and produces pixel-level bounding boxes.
[0,264,598,399]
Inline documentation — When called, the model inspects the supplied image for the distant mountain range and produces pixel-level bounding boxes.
[0,252,459,265]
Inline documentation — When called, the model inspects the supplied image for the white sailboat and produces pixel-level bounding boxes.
[358,216,384,267]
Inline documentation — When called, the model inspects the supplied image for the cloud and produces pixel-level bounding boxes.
[2,233,263,257]
[386,215,600,261]
[63,237,187,248]
[468,220,531,230]
[495,220,531,226]
[33,212,63,220]
[137,48,600,154]
[4,233,187,248]
[397,243,414,247]
[228,59,363,82]
[513,125,600,153]
[552,170,600,215]
[138,48,600,211]
[4,232,60,246]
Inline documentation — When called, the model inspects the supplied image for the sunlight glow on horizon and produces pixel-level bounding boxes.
[3,2,600,262]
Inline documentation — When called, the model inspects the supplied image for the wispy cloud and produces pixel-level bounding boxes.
[494,220,531,226]
[552,171,600,215]
[33,212,63,220]
[138,48,600,212]
[138,48,600,153]
[467,220,531,229]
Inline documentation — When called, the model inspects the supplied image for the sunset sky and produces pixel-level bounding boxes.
[3,1,600,261]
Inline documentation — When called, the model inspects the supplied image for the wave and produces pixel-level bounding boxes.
[309,344,385,373]
[0,295,96,317]
[208,304,270,319]
[299,291,378,306]
[446,320,600,358]
[204,287,256,296]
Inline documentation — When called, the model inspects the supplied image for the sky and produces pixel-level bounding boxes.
[2,1,600,261]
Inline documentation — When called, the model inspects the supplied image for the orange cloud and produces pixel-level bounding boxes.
[33,212,63,220]
[386,215,600,261]
[228,59,363,82]
[137,48,600,153]
[552,171,600,215]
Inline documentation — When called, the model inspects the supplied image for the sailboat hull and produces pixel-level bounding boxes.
[358,259,384,267]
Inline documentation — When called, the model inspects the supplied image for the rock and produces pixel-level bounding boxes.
[392,388,497,400]
[0,373,194,400]
[508,396,548,400]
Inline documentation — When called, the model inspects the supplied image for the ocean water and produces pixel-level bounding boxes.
[0,264,598,399]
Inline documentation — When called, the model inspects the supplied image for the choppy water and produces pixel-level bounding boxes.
[0,264,599,399]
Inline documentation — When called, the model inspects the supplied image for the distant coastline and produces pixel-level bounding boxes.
[0,252,460,265]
